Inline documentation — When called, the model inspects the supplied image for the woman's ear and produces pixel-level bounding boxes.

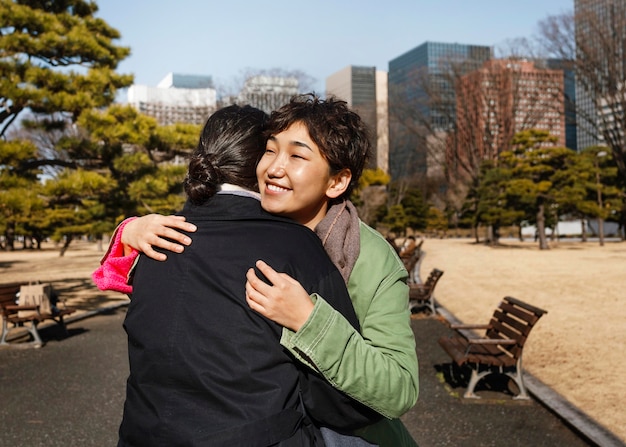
[326,169,352,199]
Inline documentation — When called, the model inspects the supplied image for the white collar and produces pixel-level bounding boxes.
[217,183,261,200]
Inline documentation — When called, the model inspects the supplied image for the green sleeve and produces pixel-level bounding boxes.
[280,254,419,419]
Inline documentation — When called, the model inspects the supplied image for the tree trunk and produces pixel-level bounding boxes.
[59,235,73,257]
[536,203,549,250]
[5,223,15,251]
[597,217,605,246]
[492,225,500,246]
[486,225,494,245]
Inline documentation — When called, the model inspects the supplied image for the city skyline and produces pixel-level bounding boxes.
[96,0,573,95]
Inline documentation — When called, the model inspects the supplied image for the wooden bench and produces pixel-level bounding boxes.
[0,282,76,348]
[401,246,424,285]
[438,296,547,399]
[408,268,443,314]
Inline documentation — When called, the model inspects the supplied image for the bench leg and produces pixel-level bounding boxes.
[0,319,43,348]
[55,315,69,337]
[27,321,44,348]
[1,318,9,345]
[464,367,491,399]
[428,297,437,315]
[506,358,529,400]
[409,298,438,315]
[464,363,530,400]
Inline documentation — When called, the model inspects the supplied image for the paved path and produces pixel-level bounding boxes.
[1,306,623,446]
[0,308,128,446]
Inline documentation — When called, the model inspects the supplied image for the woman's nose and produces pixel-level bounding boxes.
[267,162,285,177]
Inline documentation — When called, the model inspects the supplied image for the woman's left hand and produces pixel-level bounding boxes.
[245,260,314,331]
[122,214,197,261]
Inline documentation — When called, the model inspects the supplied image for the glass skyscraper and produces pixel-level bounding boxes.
[387,41,492,181]
[574,0,626,150]
[547,59,578,151]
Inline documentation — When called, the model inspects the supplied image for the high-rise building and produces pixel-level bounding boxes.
[546,59,577,151]
[157,73,214,90]
[574,0,626,150]
[237,76,298,115]
[376,70,389,173]
[326,66,379,170]
[387,41,492,182]
[127,73,216,126]
[454,59,565,168]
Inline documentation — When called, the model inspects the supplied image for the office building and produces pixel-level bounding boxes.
[546,59,577,151]
[326,66,379,170]
[387,41,492,182]
[452,59,565,184]
[128,73,216,126]
[157,73,214,90]
[597,85,625,146]
[237,76,298,115]
[376,70,389,173]
[574,0,626,150]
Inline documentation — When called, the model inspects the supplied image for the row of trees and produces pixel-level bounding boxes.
[0,1,202,252]
[0,1,320,254]
[357,129,621,248]
[463,130,621,248]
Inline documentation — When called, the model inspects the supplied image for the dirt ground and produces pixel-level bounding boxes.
[1,237,624,442]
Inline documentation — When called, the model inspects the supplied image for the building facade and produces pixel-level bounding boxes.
[326,66,379,170]
[236,76,298,115]
[574,0,626,150]
[456,59,565,153]
[387,41,492,182]
[127,73,216,126]
[376,70,389,173]
[546,59,578,151]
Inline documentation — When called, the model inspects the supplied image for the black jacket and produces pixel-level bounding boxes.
[118,194,380,447]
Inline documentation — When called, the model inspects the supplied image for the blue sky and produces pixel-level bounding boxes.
[96,0,574,94]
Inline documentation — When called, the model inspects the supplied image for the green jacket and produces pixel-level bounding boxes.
[281,221,419,419]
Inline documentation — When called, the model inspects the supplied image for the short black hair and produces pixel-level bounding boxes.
[266,93,371,199]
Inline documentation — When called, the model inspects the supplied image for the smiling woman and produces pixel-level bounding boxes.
[257,121,351,230]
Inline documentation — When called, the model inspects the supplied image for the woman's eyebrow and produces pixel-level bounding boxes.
[291,140,313,151]
[267,135,313,151]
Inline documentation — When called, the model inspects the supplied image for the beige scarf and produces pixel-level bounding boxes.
[315,200,361,284]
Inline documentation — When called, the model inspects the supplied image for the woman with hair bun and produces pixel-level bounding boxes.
[99,104,380,447]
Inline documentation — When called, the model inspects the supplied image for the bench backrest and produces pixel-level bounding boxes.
[423,269,444,293]
[401,249,421,273]
[486,296,548,360]
[0,282,23,310]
